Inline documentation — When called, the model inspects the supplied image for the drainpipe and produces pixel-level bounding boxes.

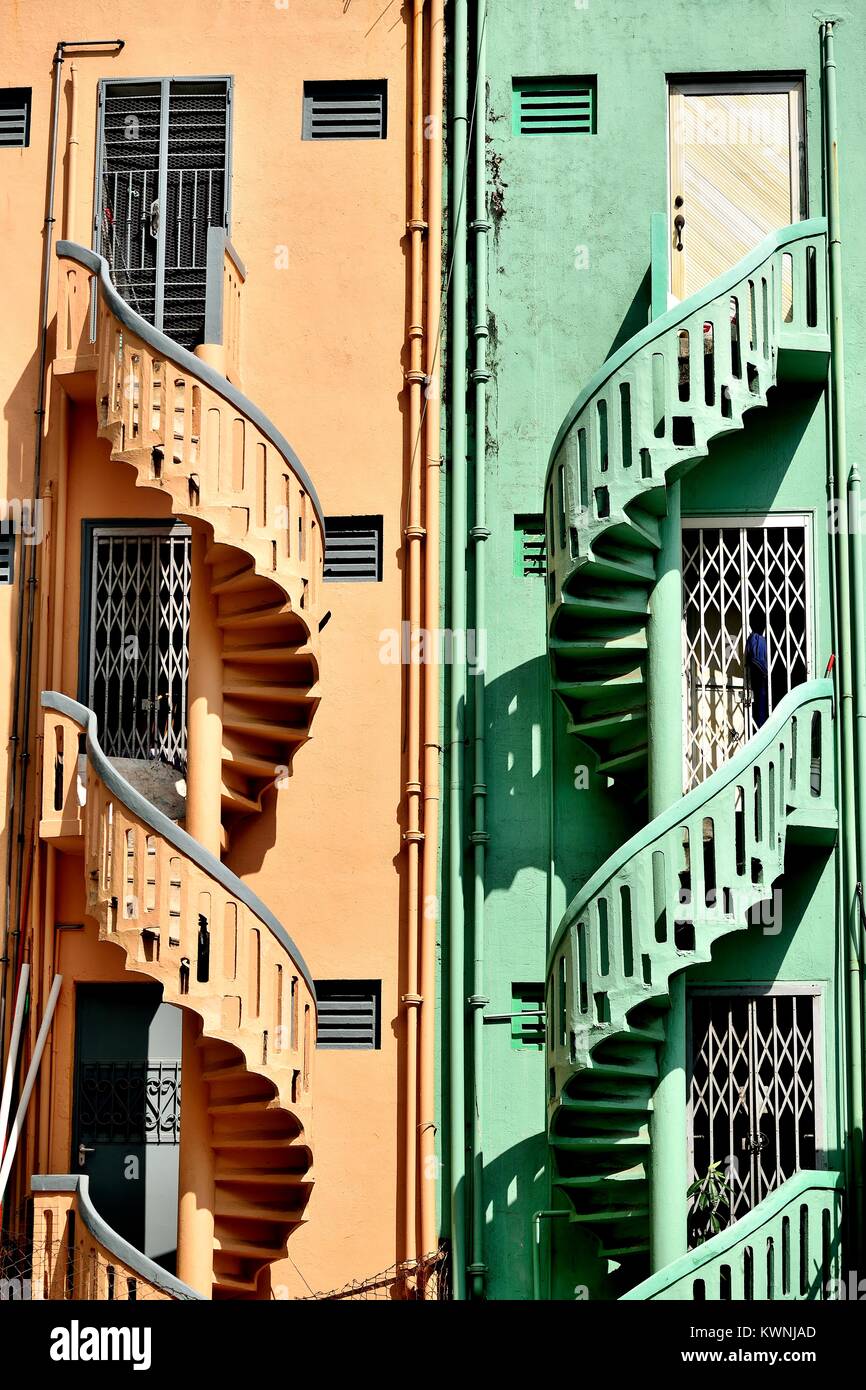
[647,216,687,1270]
[402,0,427,1273]
[64,64,79,240]
[0,37,124,1071]
[531,1209,569,1301]
[823,18,864,1258]
[467,0,490,1301]
[447,0,470,1302]
[419,0,445,1268]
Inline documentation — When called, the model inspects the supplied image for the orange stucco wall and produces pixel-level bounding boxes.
[2,0,413,1295]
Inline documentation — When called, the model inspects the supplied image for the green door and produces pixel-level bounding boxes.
[73,984,182,1272]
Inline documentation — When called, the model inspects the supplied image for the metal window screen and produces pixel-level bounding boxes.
[302,81,387,140]
[0,532,14,585]
[682,519,810,790]
[689,991,818,1243]
[97,79,229,348]
[324,516,383,582]
[87,527,191,769]
[315,982,381,1049]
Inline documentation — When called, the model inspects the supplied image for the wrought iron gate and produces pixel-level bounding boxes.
[682,518,811,789]
[689,989,821,1243]
[87,526,191,769]
[95,78,231,348]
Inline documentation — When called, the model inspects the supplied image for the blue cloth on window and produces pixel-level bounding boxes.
[745,631,769,727]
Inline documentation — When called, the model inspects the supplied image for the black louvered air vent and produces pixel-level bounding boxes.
[0,89,32,148]
[0,531,14,585]
[303,81,387,140]
[315,982,381,1050]
[514,515,547,578]
[513,78,596,136]
[324,515,383,582]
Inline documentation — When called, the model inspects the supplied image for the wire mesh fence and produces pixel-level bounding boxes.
[289,1247,450,1301]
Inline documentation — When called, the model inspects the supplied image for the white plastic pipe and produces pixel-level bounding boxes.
[0,964,30,1163]
[0,974,62,1208]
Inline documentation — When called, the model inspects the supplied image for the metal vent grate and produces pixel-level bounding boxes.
[0,88,31,148]
[315,982,381,1050]
[513,515,546,578]
[0,530,14,585]
[324,515,383,582]
[303,81,387,140]
[513,78,596,136]
[511,983,545,1050]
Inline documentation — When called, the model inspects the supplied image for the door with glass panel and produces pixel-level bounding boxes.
[94,77,231,348]
[681,516,811,790]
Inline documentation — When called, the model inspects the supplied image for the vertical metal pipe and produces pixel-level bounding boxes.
[468,0,489,1301]
[419,0,446,1268]
[823,18,864,1257]
[447,0,470,1301]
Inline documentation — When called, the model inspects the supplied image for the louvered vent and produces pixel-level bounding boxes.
[315,982,381,1050]
[324,515,383,582]
[511,983,545,1051]
[513,78,596,136]
[514,515,547,578]
[0,531,15,585]
[303,81,387,140]
[0,89,31,148]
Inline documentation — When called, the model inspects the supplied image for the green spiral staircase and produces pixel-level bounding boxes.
[545,219,829,800]
[543,220,840,1297]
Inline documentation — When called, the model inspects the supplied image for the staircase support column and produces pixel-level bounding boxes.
[177,1011,215,1296]
[186,528,224,858]
[647,480,689,1270]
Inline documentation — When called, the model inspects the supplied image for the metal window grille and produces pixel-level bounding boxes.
[324,516,383,582]
[87,526,191,770]
[0,88,32,148]
[315,982,381,1050]
[682,518,811,790]
[689,990,819,1242]
[512,78,596,136]
[96,79,230,348]
[77,1061,181,1145]
[513,514,546,578]
[302,81,387,140]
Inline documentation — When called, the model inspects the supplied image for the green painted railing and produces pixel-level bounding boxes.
[543,219,830,793]
[545,680,836,1263]
[621,1170,844,1301]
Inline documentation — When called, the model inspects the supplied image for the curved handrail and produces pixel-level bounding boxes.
[620,1169,843,1301]
[42,691,316,999]
[545,217,828,492]
[56,240,324,530]
[547,677,834,966]
[32,1175,204,1300]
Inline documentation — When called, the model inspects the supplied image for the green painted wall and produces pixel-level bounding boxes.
[444,0,866,1300]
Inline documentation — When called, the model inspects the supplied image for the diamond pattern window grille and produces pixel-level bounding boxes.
[87,527,191,769]
[682,520,810,790]
[689,992,818,1244]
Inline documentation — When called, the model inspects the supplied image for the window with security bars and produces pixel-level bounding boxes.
[513,515,546,578]
[512,78,597,136]
[689,990,819,1244]
[682,518,811,790]
[0,88,32,148]
[315,981,381,1050]
[86,525,191,770]
[511,983,545,1050]
[302,80,387,140]
[324,516,383,582]
[96,78,231,348]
